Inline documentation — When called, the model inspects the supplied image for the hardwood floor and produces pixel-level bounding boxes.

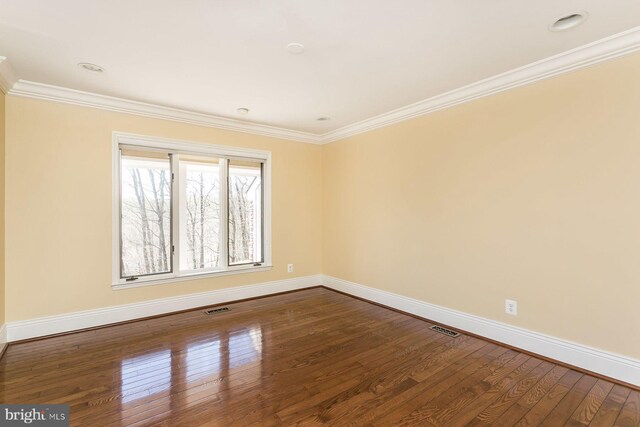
[0,287,638,426]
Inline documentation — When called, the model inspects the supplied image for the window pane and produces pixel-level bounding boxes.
[179,157,221,271]
[120,152,172,277]
[228,160,263,265]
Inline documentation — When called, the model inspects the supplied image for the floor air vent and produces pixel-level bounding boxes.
[430,325,461,337]
[204,307,230,315]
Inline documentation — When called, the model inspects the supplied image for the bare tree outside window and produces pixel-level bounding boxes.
[120,155,172,277]
[228,161,262,265]
[179,160,221,271]
[117,144,266,283]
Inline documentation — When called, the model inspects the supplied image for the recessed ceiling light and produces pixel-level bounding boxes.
[317,117,330,121]
[549,12,588,32]
[237,107,249,115]
[78,62,104,72]
[286,43,305,55]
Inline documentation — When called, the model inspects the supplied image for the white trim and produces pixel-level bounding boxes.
[111,143,122,284]
[7,275,322,342]
[112,265,273,290]
[219,158,229,269]
[322,275,640,387]
[0,56,17,94]
[2,27,640,144]
[261,156,273,267]
[7,80,323,144]
[0,324,6,359]
[171,153,181,277]
[114,131,272,160]
[0,323,7,345]
[322,26,640,143]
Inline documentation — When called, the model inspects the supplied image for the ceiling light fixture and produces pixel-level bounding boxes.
[77,62,104,72]
[286,43,305,55]
[549,12,588,32]
[237,107,249,115]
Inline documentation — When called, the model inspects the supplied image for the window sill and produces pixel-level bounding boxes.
[112,265,273,290]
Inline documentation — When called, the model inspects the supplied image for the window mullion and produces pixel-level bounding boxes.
[171,153,180,278]
[116,148,123,282]
[219,158,229,271]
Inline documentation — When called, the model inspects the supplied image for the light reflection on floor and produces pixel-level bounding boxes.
[186,338,222,381]
[120,349,172,403]
[229,327,262,368]
[119,326,264,414]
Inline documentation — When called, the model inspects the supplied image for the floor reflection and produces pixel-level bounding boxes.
[120,349,172,403]
[117,326,265,418]
[229,327,262,368]
[186,339,222,381]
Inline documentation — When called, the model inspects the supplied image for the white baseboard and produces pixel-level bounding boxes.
[0,323,7,357]
[6,273,639,387]
[322,275,640,387]
[0,323,6,343]
[6,275,322,342]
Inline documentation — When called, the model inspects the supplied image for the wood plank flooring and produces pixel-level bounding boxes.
[0,287,638,426]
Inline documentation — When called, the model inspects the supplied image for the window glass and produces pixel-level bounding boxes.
[228,160,263,265]
[179,156,221,272]
[120,151,172,278]
[116,137,269,286]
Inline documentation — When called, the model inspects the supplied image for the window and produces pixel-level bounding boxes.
[113,133,271,288]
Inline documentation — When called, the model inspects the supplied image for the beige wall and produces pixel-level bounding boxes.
[323,53,640,359]
[0,90,5,329]
[5,96,322,321]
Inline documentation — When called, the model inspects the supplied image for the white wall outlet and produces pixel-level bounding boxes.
[505,299,518,316]
[287,264,294,273]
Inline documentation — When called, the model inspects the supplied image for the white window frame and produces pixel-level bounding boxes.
[112,132,272,290]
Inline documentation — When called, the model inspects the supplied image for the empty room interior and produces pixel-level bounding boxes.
[1,1,640,426]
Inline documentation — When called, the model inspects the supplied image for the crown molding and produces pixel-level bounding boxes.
[7,80,323,144]
[0,56,17,94]
[2,26,640,144]
[320,26,640,144]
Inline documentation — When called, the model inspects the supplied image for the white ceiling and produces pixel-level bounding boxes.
[0,0,639,134]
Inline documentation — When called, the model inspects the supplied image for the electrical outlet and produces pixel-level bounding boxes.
[287,264,294,273]
[505,299,517,316]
